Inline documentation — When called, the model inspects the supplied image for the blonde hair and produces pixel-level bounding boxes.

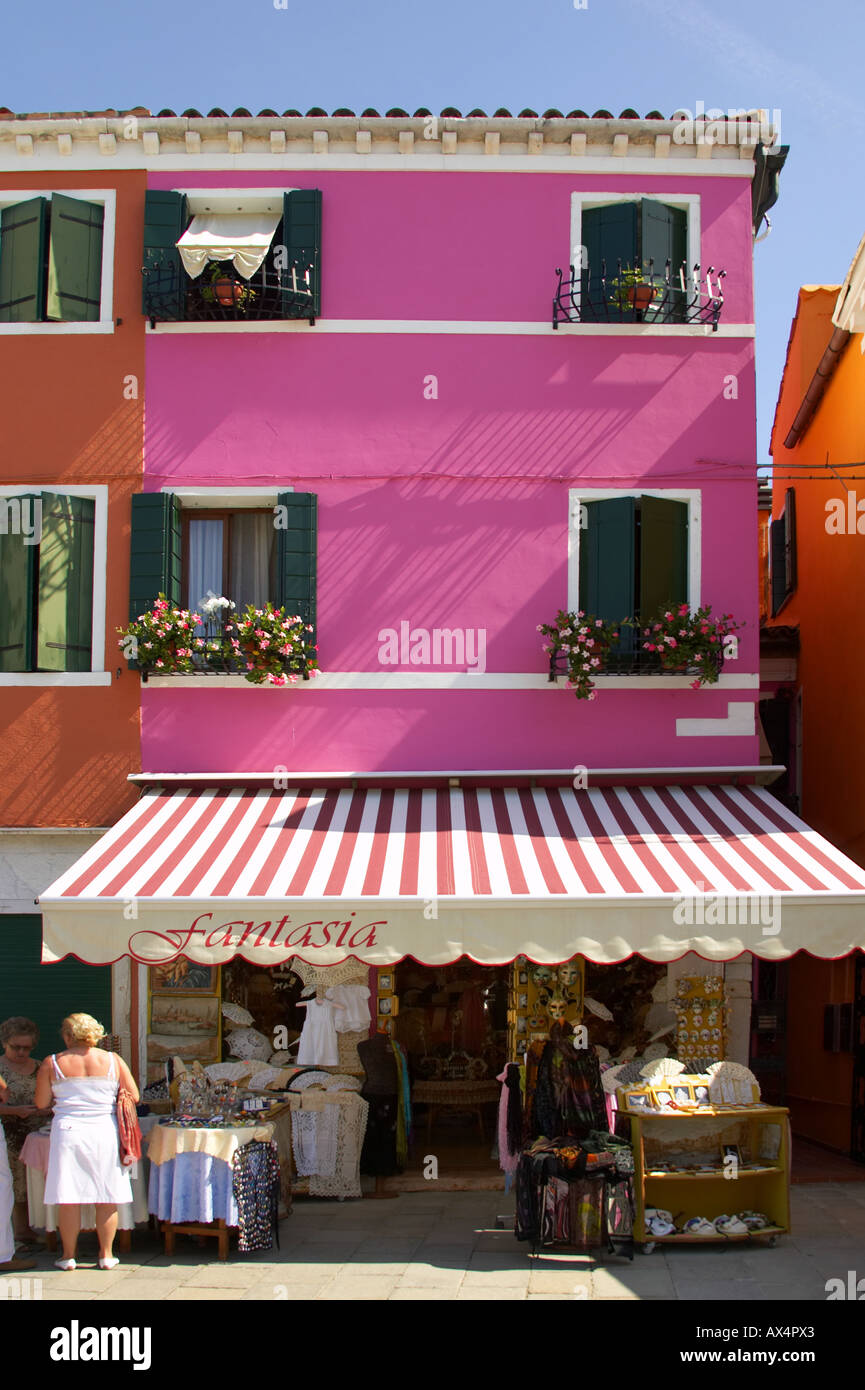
[61,1013,105,1047]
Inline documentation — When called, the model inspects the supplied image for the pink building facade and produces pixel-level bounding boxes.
[140,137,770,780]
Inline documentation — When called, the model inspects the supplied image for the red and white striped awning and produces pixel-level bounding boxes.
[39,783,865,966]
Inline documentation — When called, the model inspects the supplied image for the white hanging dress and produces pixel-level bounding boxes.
[44,1053,134,1206]
[296,999,340,1066]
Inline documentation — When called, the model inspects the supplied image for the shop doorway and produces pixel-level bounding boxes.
[389,961,510,1186]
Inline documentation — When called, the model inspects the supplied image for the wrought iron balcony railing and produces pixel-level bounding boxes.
[139,632,314,681]
[547,642,725,681]
[143,259,318,326]
[552,260,726,330]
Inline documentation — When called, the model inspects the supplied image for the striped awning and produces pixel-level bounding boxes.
[38,783,865,967]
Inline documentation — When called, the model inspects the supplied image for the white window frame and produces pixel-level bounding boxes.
[0,483,109,685]
[568,487,702,614]
[165,485,295,610]
[0,189,116,335]
[147,186,306,334]
[569,192,701,319]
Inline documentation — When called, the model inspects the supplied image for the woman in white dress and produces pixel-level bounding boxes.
[33,1013,139,1271]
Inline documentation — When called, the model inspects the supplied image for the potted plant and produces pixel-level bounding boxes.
[538,609,625,700]
[200,261,257,310]
[609,268,657,313]
[117,595,203,676]
[641,603,743,687]
[225,602,320,686]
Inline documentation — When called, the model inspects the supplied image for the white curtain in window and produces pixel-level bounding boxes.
[188,519,224,611]
[231,513,275,611]
[177,213,282,280]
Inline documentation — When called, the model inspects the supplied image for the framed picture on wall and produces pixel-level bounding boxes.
[151,962,219,994]
[378,974,393,993]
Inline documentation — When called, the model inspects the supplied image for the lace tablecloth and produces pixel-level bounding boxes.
[146,1122,276,1225]
[286,1091,368,1198]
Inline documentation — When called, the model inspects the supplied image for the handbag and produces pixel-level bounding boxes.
[116,1085,143,1167]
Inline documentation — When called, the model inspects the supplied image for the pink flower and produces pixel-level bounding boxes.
[143,641,153,650]
[155,659,164,668]
[587,691,597,701]
[679,603,689,615]
[664,611,673,620]
[590,657,600,667]
[690,679,701,690]
[665,637,677,648]
[595,619,603,628]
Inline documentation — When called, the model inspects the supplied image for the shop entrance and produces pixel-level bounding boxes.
[389,961,510,1185]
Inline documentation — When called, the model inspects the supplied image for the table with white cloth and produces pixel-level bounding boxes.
[147,1119,281,1259]
[20,1121,155,1251]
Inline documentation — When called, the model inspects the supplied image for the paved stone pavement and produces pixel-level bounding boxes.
[2,1183,863,1301]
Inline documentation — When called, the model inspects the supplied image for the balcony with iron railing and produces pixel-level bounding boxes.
[553,259,726,330]
[143,255,318,326]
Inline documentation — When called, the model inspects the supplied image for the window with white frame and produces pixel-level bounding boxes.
[0,486,107,672]
[567,193,704,326]
[0,190,115,330]
[569,489,701,667]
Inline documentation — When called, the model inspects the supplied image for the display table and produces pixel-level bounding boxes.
[411,1079,500,1143]
[20,1128,151,1252]
[147,1119,278,1260]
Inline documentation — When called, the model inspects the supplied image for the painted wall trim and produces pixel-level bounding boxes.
[676,701,756,737]
[145,318,755,337]
[0,673,113,687]
[141,670,760,691]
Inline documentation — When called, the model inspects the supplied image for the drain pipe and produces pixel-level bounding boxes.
[783,326,851,449]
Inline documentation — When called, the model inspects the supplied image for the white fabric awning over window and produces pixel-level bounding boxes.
[177,212,282,280]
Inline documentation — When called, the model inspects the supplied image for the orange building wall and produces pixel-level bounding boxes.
[769,286,865,1150]
[0,171,145,826]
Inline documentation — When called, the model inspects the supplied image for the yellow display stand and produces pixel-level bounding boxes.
[622,1096,791,1253]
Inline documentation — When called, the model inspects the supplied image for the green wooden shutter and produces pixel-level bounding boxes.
[0,197,47,322]
[46,194,104,322]
[282,189,322,322]
[0,916,112,1056]
[36,493,95,671]
[579,496,636,655]
[142,190,189,320]
[129,492,181,620]
[0,497,38,671]
[639,496,688,622]
[783,488,797,596]
[580,203,638,322]
[276,491,317,631]
[770,513,788,617]
[641,200,687,322]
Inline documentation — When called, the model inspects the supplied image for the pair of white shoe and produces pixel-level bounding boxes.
[54,1256,120,1271]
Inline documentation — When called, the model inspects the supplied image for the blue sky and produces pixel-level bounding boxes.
[5,0,864,469]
